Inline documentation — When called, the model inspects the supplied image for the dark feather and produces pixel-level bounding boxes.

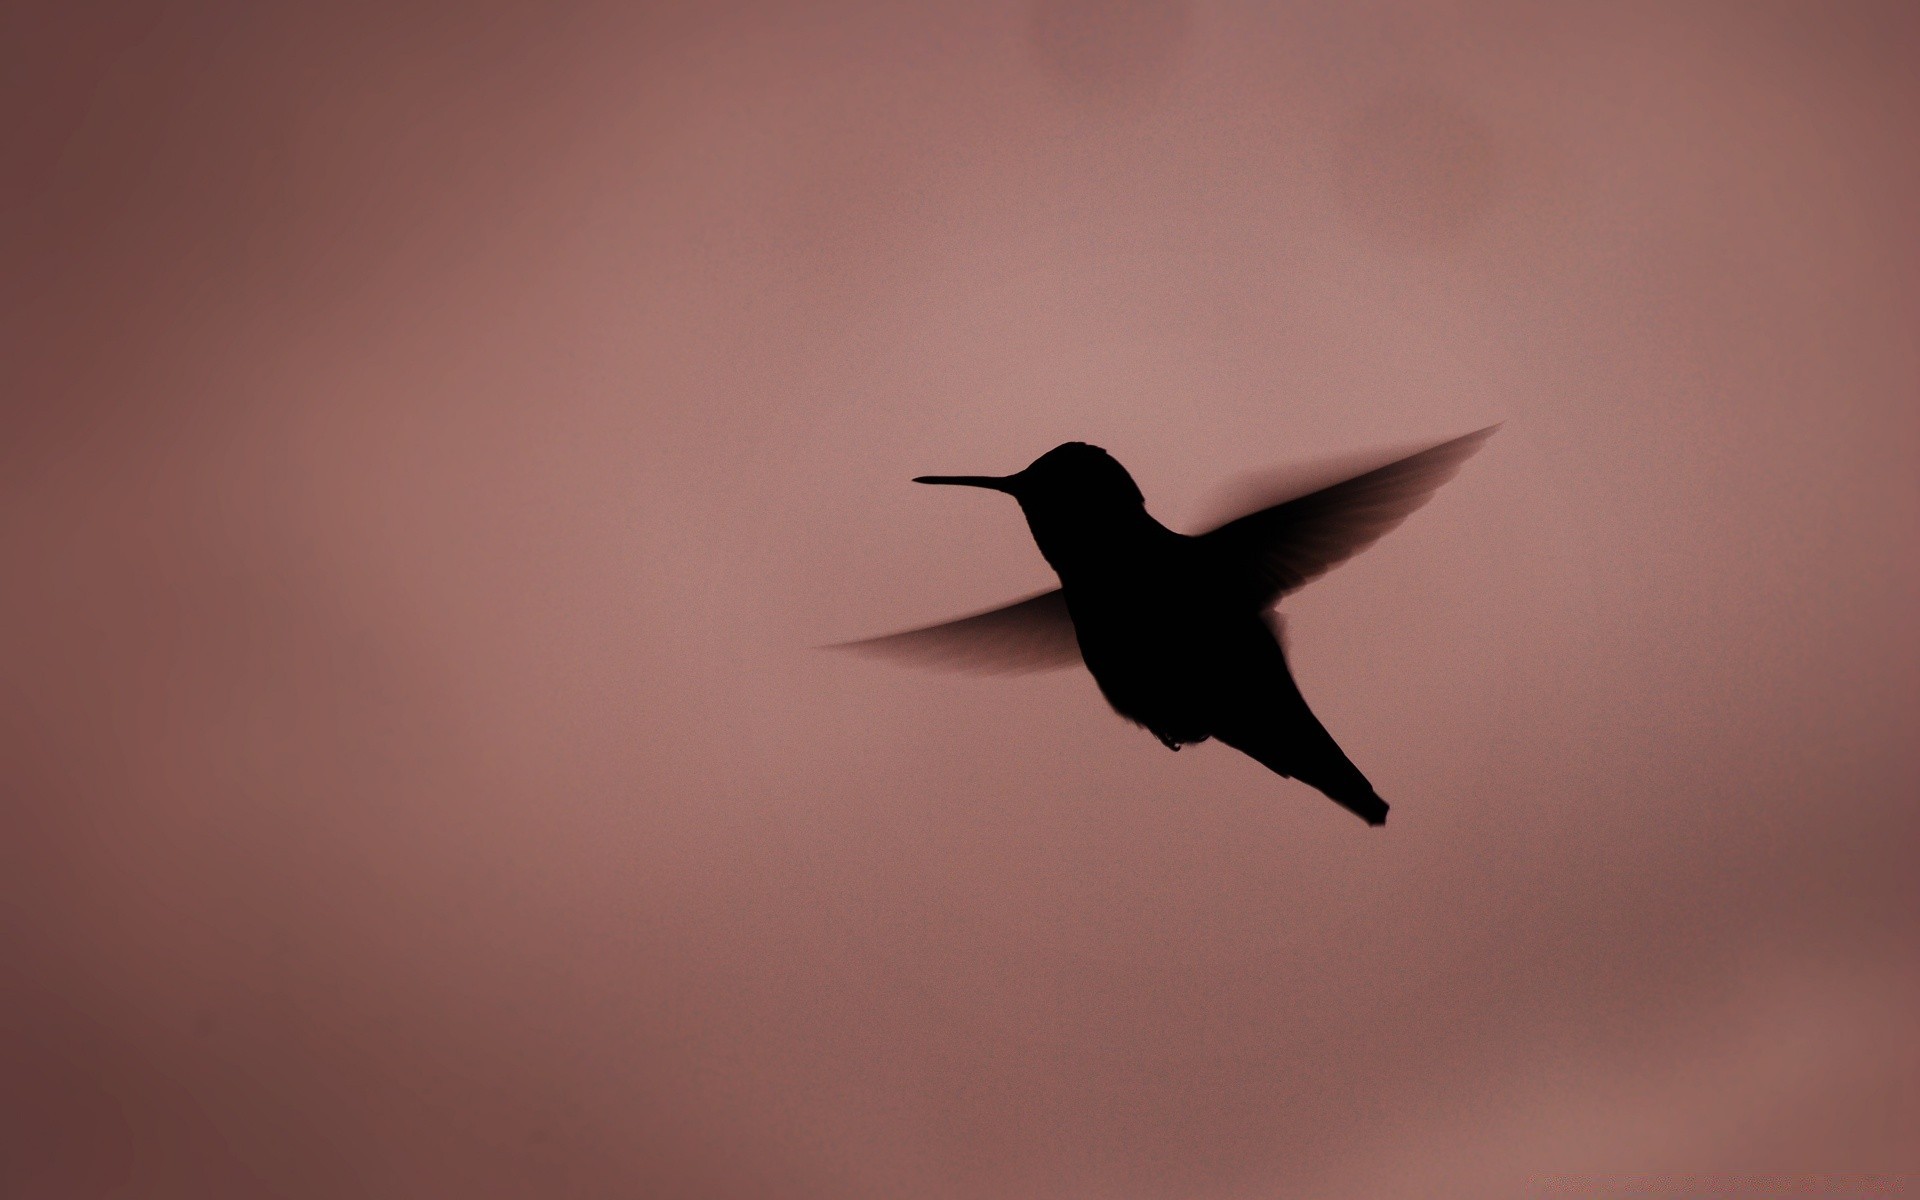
[826,589,1079,674]
[1198,426,1498,606]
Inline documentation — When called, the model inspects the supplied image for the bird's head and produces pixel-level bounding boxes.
[914,442,1143,509]
[914,443,1148,571]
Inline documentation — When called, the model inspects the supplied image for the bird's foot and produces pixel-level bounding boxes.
[1157,733,1182,751]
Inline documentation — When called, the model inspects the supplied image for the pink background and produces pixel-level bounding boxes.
[4,2,1917,1196]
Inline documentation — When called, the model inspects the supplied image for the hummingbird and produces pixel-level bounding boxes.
[835,427,1496,825]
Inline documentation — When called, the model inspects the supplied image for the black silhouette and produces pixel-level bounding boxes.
[836,428,1497,825]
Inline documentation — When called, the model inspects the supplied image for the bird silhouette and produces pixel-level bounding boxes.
[835,427,1497,825]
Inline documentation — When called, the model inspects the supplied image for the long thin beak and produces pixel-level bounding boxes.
[913,474,1015,491]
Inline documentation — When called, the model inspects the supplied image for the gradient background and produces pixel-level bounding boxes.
[4,2,1918,1196]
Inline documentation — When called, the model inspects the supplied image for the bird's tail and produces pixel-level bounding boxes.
[1215,717,1389,827]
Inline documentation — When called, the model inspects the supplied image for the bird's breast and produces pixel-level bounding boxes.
[1059,557,1238,742]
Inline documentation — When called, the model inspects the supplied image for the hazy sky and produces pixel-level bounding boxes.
[4,2,1917,1196]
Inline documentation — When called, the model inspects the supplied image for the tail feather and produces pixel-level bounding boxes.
[1214,719,1389,827]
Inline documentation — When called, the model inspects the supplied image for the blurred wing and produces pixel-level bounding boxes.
[1199,426,1497,606]
[826,589,1080,674]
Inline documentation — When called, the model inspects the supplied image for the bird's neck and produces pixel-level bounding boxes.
[1020,502,1173,583]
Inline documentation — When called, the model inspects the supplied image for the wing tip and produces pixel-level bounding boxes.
[1427,422,1502,462]
[816,636,1073,676]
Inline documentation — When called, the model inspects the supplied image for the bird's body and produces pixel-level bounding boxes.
[839,429,1496,826]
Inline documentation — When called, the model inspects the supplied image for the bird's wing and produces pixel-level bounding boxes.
[825,589,1080,674]
[1198,426,1497,606]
